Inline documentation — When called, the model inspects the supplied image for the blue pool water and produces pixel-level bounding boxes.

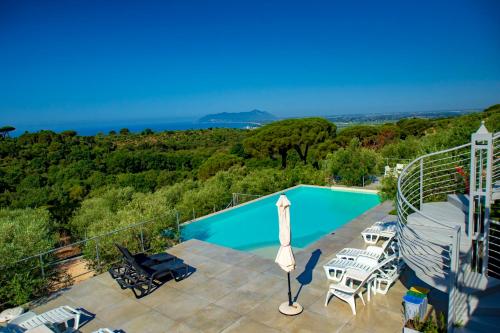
[181,186,380,253]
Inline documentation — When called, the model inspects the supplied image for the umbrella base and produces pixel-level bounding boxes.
[278,302,303,316]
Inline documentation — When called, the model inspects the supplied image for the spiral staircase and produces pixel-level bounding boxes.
[397,123,500,331]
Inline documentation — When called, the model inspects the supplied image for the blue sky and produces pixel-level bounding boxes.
[1,0,499,128]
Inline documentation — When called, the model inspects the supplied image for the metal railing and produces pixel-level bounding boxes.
[488,132,500,278]
[0,191,264,310]
[397,142,471,331]
[397,125,500,331]
[494,132,500,187]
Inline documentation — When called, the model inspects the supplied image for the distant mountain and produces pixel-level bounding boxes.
[198,110,277,124]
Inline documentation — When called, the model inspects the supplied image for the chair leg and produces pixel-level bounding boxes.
[348,296,356,315]
[73,313,80,330]
[358,292,366,306]
[325,290,332,306]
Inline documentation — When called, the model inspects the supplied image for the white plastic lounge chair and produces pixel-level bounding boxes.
[324,267,372,315]
[324,256,398,314]
[336,239,392,261]
[372,257,405,295]
[384,165,392,177]
[8,306,81,332]
[93,329,114,333]
[396,163,405,174]
[361,221,397,245]
[323,256,376,282]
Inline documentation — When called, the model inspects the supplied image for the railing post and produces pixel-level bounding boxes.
[176,211,180,236]
[39,254,45,279]
[140,227,145,252]
[469,122,493,273]
[192,208,195,220]
[419,158,424,209]
[448,225,461,333]
[95,240,101,272]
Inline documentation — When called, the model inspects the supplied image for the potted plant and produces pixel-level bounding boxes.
[403,313,446,333]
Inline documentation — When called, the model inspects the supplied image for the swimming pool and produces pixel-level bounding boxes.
[181,185,380,256]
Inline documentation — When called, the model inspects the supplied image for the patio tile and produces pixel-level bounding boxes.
[188,278,234,303]
[233,254,275,273]
[245,297,298,329]
[268,282,324,309]
[308,296,362,322]
[183,303,242,333]
[64,284,130,314]
[215,289,267,315]
[281,309,347,333]
[164,320,203,333]
[214,266,261,288]
[168,270,212,291]
[33,294,80,315]
[340,306,402,333]
[136,285,185,308]
[153,290,212,321]
[119,309,176,333]
[221,316,280,333]
[191,256,233,278]
[236,272,283,297]
[95,298,149,328]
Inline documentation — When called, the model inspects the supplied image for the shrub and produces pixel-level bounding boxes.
[0,208,56,308]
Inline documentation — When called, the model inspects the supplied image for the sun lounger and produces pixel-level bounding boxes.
[325,256,398,314]
[8,306,81,332]
[109,244,176,279]
[361,221,397,244]
[336,244,386,261]
[323,254,378,282]
[115,246,188,297]
[337,237,397,261]
[372,257,405,295]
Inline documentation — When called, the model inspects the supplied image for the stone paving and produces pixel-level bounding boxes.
[33,200,409,333]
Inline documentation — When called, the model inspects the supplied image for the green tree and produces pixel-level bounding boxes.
[244,118,336,168]
[119,128,130,135]
[0,208,56,307]
[324,138,381,186]
[141,128,154,135]
[198,152,243,180]
[0,126,16,138]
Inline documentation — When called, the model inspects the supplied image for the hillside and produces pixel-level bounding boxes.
[198,109,277,123]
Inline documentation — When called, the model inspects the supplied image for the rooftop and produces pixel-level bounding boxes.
[32,201,408,333]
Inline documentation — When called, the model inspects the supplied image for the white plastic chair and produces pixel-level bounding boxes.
[324,268,372,315]
[361,221,397,245]
[372,258,405,295]
[324,256,398,314]
[8,306,81,332]
[384,166,392,176]
[323,256,376,282]
[336,242,388,261]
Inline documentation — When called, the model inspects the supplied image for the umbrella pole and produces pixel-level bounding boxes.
[279,271,303,315]
[287,272,292,306]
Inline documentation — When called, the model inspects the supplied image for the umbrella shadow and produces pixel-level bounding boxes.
[293,249,322,302]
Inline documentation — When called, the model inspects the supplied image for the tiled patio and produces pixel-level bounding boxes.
[33,201,409,333]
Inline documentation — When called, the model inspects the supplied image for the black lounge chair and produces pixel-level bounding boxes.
[112,244,188,297]
[109,244,176,279]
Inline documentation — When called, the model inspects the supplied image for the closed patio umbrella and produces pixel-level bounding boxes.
[275,193,303,316]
